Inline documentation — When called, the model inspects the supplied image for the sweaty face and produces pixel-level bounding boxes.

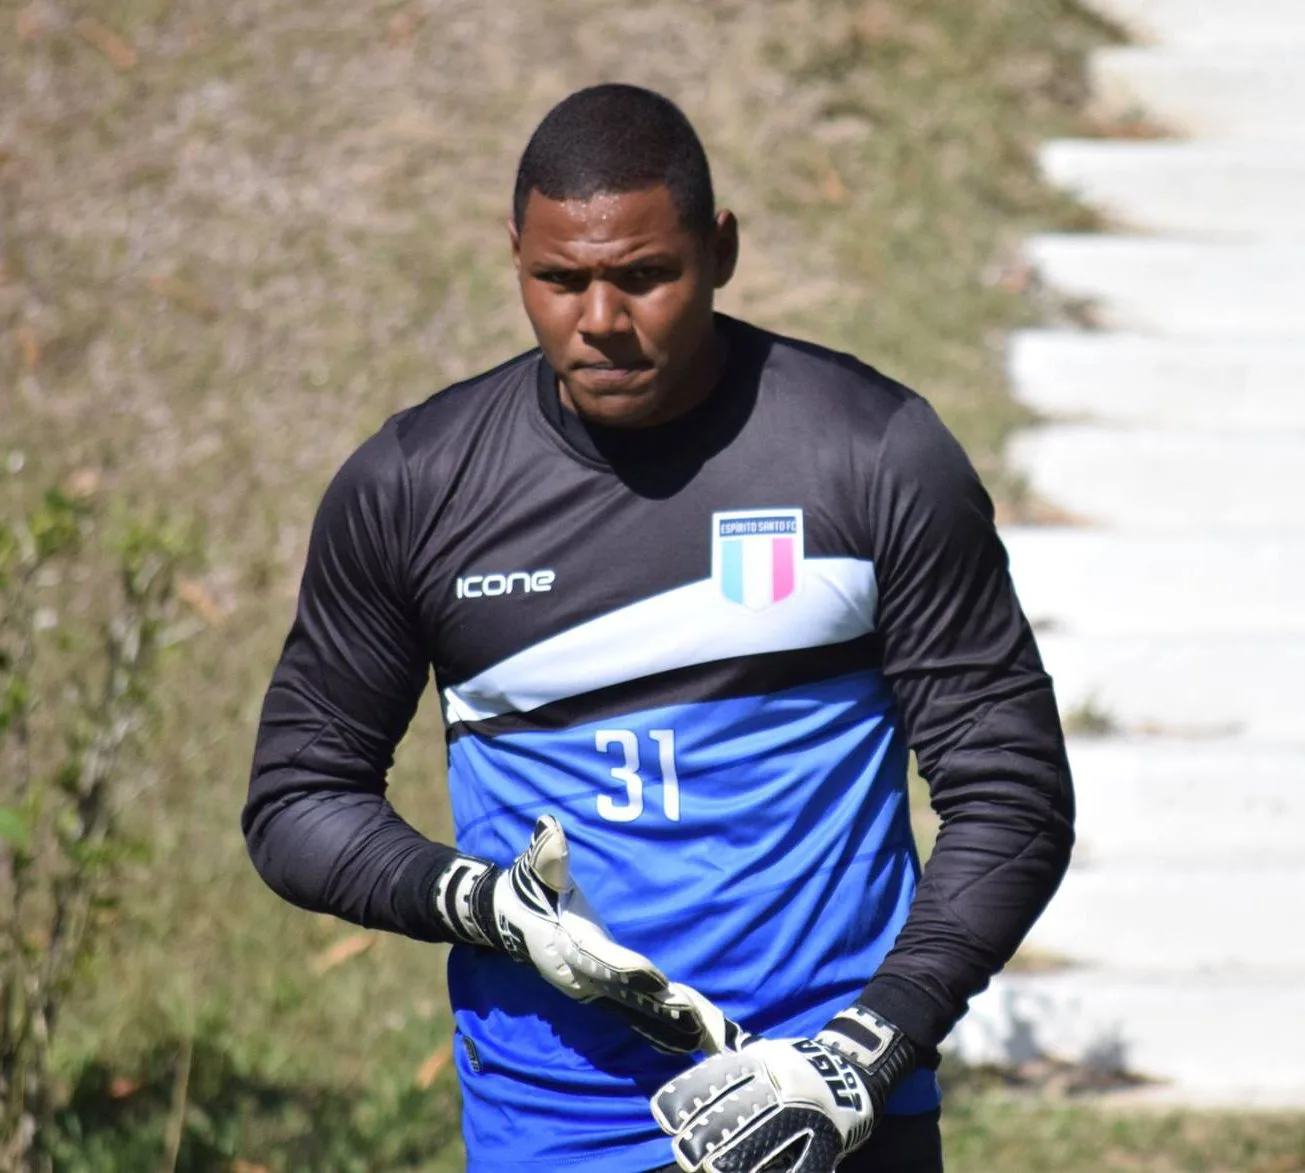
[511,185,737,428]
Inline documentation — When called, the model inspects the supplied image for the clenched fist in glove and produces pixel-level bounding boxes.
[651,1005,917,1173]
[430,815,745,1054]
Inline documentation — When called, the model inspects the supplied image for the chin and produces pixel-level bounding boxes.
[572,383,667,428]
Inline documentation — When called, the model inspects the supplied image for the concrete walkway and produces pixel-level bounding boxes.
[946,1,1305,1107]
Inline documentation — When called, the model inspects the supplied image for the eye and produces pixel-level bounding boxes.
[620,266,675,290]
[536,270,587,291]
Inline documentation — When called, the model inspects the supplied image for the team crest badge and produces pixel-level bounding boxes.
[711,509,804,609]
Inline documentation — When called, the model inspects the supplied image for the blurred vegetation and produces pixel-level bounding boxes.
[46,1036,460,1173]
[7,0,1298,1168]
[1,488,194,1169]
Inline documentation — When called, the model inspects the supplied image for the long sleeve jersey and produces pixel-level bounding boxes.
[243,313,1074,1171]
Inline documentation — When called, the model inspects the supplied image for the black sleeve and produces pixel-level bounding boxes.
[854,396,1075,1049]
[241,423,457,942]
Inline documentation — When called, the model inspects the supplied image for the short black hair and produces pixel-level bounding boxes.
[513,84,715,235]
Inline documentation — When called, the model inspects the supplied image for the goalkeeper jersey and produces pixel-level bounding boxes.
[245,314,1073,1171]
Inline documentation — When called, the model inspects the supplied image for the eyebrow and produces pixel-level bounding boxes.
[528,252,681,274]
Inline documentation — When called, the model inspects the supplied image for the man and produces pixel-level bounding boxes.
[243,84,1073,1172]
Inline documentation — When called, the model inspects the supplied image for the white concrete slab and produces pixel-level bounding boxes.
[1088,0,1305,47]
[1092,47,1305,140]
[1039,630,1305,740]
[950,970,1305,1105]
[1062,737,1305,864]
[1009,331,1305,432]
[1008,425,1305,530]
[1026,235,1305,338]
[1002,528,1305,636]
[1025,861,1305,969]
[1040,141,1305,238]
[984,0,1305,1111]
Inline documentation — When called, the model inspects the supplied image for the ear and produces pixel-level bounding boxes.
[711,209,739,289]
[507,217,522,273]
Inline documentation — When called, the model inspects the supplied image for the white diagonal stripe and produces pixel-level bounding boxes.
[442,557,877,724]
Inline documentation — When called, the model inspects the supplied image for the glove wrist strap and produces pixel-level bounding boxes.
[431,855,500,948]
[817,1005,917,1127]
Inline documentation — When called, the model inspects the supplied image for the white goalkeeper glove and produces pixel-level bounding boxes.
[431,815,745,1054]
[651,1006,917,1173]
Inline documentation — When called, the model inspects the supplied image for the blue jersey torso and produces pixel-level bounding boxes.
[404,320,942,1167]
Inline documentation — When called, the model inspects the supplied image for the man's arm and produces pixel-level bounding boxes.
[242,423,458,941]
[650,393,1071,1170]
[856,394,1075,1050]
[243,423,748,1052]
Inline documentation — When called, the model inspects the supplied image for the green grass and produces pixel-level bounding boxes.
[10,0,1298,1168]
[944,1093,1305,1172]
[45,1046,1305,1172]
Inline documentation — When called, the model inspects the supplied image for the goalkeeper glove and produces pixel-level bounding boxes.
[431,815,744,1054]
[651,1005,917,1173]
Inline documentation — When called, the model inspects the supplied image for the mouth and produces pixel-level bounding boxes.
[573,360,655,389]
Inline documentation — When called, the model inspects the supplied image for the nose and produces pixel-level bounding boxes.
[578,280,628,338]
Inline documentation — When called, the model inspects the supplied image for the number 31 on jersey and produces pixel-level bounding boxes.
[593,729,680,823]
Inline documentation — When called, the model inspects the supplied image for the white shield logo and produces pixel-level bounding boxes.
[711,509,804,610]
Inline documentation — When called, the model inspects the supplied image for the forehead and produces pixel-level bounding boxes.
[518,185,695,256]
